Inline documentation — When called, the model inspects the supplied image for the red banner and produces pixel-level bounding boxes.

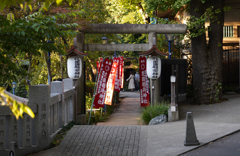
[139,56,150,107]
[97,58,103,74]
[93,58,112,108]
[114,57,120,92]
[105,61,118,105]
[97,61,100,72]
[120,56,124,88]
[118,56,124,89]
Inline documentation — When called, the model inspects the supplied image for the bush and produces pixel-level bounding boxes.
[124,81,128,91]
[86,93,93,110]
[140,102,169,125]
[86,80,96,96]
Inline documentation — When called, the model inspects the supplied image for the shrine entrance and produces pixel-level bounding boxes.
[74,24,187,109]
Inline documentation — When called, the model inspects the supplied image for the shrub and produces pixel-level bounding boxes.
[86,93,93,110]
[123,81,129,91]
[86,80,96,96]
[140,102,169,125]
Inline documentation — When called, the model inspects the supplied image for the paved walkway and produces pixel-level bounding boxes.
[97,91,142,125]
[32,93,240,156]
[55,125,141,156]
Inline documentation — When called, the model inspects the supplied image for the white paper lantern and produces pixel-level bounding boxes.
[147,56,161,79]
[67,56,82,79]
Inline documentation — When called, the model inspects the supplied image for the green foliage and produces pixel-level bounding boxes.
[124,81,129,91]
[105,0,144,24]
[140,102,169,125]
[15,80,28,98]
[0,12,78,83]
[0,87,35,119]
[86,109,112,125]
[0,2,81,119]
[215,83,222,103]
[86,93,93,110]
[30,51,66,85]
[0,0,75,11]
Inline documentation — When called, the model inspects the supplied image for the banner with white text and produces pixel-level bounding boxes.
[105,61,118,105]
[139,56,150,107]
[114,57,121,92]
[93,58,112,108]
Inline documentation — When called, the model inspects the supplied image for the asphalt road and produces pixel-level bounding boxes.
[180,131,240,156]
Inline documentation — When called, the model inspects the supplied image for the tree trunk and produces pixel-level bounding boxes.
[88,59,97,82]
[190,0,224,104]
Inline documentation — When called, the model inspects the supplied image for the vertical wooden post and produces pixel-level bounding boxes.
[75,33,86,124]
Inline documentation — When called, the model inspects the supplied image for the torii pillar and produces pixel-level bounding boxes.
[72,36,87,124]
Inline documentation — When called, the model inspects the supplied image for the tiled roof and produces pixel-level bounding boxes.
[67,45,88,56]
[138,45,168,56]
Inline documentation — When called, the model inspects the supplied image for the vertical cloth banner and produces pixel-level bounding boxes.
[105,61,118,105]
[119,56,124,89]
[120,56,124,88]
[93,58,112,108]
[139,56,150,107]
[114,57,121,92]
[97,58,103,74]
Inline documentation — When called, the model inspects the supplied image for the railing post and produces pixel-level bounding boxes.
[63,78,75,122]
[51,81,64,127]
[23,114,32,147]
[0,116,9,150]
[29,85,50,148]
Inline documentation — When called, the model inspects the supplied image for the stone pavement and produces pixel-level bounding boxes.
[97,91,142,125]
[32,93,240,156]
[54,125,141,156]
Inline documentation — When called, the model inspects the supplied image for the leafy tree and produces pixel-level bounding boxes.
[144,0,229,104]
[0,0,81,118]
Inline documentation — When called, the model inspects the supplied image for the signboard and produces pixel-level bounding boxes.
[93,58,112,108]
[67,56,82,79]
[139,56,150,107]
[147,56,161,79]
[105,61,118,105]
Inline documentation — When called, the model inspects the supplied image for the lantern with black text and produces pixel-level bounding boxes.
[67,56,82,79]
[66,45,88,79]
[147,56,161,79]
